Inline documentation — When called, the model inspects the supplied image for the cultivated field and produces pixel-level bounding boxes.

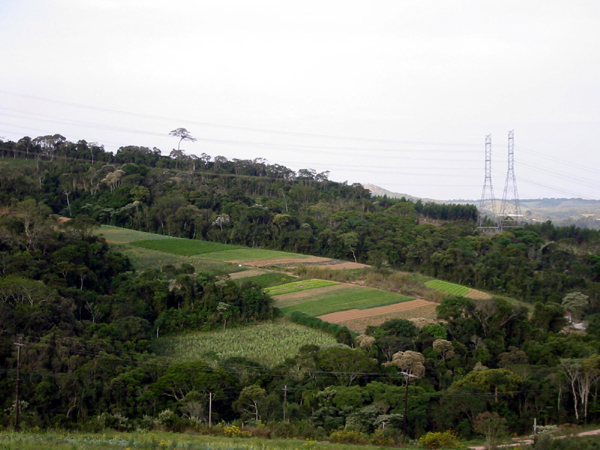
[424,280,469,296]
[206,249,313,262]
[279,286,414,316]
[131,238,240,256]
[318,299,438,333]
[266,279,339,296]
[232,272,296,288]
[425,279,491,300]
[99,225,175,243]
[152,322,336,367]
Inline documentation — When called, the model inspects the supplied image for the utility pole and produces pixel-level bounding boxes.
[14,335,25,431]
[400,371,418,445]
[283,385,288,422]
[208,392,213,427]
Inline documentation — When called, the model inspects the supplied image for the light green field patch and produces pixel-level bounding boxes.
[266,279,339,296]
[152,322,336,367]
[203,248,312,262]
[281,287,414,316]
[114,245,242,274]
[131,238,240,256]
[425,280,469,296]
[234,272,296,288]
[99,225,175,243]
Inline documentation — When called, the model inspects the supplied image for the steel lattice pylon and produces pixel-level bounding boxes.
[499,130,522,228]
[477,134,498,231]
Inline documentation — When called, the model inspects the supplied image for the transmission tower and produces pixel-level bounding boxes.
[499,130,522,228]
[477,134,498,231]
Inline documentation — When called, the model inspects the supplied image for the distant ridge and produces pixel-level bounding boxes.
[364,185,600,229]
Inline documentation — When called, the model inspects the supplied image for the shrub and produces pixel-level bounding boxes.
[419,430,460,449]
[329,428,368,445]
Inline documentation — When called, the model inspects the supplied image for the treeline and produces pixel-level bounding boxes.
[1,134,600,309]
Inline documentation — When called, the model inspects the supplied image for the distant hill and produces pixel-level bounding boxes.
[364,185,600,229]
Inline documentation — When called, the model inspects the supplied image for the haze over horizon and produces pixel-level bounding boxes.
[1,1,599,201]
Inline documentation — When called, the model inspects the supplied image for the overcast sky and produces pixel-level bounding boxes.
[1,0,599,200]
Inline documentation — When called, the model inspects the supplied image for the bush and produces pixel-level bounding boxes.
[419,430,460,449]
[329,428,369,445]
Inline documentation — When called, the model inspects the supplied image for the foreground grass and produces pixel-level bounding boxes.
[152,322,336,367]
[0,430,398,450]
[280,287,414,316]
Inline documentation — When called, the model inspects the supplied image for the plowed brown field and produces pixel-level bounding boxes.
[465,288,492,300]
[317,299,438,333]
[318,299,436,323]
[227,269,266,280]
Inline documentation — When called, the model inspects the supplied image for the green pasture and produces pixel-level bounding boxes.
[234,272,296,288]
[131,238,240,256]
[266,279,339,296]
[204,248,311,262]
[98,225,175,243]
[280,287,414,316]
[152,322,336,367]
[424,280,469,296]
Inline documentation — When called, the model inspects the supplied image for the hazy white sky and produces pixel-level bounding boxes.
[1,0,599,200]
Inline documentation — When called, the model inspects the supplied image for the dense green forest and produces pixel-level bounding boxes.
[2,134,600,446]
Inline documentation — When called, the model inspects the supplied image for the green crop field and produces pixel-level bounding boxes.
[153,322,336,367]
[266,279,339,296]
[204,248,311,262]
[98,225,175,243]
[114,245,242,274]
[280,287,414,316]
[234,272,296,288]
[131,238,241,256]
[424,280,469,296]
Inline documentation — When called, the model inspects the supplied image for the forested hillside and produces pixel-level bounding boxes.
[2,135,600,446]
[1,136,599,306]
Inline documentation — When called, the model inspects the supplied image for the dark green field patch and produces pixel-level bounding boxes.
[234,272,296,288]
[130,238,241,256]
[281,287,414,316]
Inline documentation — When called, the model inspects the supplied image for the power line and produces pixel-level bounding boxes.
[0,90,480,147]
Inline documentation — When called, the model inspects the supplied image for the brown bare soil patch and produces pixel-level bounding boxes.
[274,284,349,307]
[318,299,436,323]
[229,257,330,267]
[322,301,438,333]
[312,261,370,270]
[465,288,492,300]
[227,269,266,280]
[57,217,71,224]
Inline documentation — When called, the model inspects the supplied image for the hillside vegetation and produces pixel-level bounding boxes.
[3,135,600,447]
